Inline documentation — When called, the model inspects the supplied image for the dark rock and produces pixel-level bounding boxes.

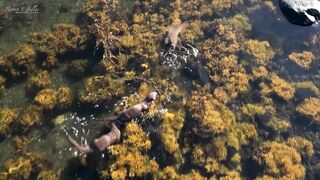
[279,0,320,25]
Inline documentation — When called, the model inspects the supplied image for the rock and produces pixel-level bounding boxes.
[279,0,320,25]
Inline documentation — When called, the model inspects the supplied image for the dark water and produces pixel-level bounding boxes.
[0,0,319,179]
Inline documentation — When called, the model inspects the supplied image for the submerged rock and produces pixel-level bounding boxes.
[279,0,320,25]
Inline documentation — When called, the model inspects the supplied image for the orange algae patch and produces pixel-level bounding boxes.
[296,97,320,124]
[254,141,306,179]
[160,111,185,157]
[288,51,315,69]
[211,0,244,14]
[286,136,314,158]
[0,108,19,134]
[261,74,295,101]
[26,70,51,94]
[243,39,275,66]
[187,90,235,135]
[106,122,159,180]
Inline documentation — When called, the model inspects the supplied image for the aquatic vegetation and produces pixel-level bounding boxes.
[0,75,5,92]
[157,166,206,180]
[261,74,295,101]
[26,70,52,94]
[37,170,59,180]
[288,51,315,69]
[30,24,90,68]
[55,87,72,110]
[0,108,19,135]
[286,136,314,158]
[228,14,252,33]
[2,157,32,179]
[67,59,88,78]
[265,117,291,135]
[187,88,235,136]
[254,141,305,179]
[243,39,275,66]
[296,97,320,124]
[78,75,125,104]
[211,0,244,14]
[160,111,185,160]
[0,44,36,80]
[242,103,267,118]
[34,89,57,110]
[0,152,50,180]
[293,81,320,96]
[232,123,257,145]
[104,122,159,180]
[252,66,269,79]
[19,105,43,130]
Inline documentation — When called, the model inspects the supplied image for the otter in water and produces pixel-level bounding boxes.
[68,91,158,154]
[164,23,188,48]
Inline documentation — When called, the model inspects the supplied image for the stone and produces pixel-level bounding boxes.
[279,0,320,25]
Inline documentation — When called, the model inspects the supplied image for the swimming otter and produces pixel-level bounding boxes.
[164,23,188,48]
[68,91,157,154]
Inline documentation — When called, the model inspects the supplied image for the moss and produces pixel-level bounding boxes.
[26,70,51,94]
[243,39,275,66]
[296,97,320,124]
[0,108,19,135]
[254,141,305,179]
[288,51,315,69]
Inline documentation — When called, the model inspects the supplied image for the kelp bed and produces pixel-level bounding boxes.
[0,0,320,179]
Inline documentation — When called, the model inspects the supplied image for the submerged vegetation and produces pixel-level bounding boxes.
[0,0,319,179]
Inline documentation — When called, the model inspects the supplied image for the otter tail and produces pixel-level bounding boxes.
[68,136,93,154]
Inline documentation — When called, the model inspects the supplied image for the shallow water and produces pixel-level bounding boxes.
[0,0,320,179]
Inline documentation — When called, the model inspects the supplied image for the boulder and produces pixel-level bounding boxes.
[279,0,320,25]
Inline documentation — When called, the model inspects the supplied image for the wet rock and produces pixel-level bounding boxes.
[279,0,320,25]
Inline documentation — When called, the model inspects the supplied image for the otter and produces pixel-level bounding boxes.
[68,91,157,154]
[164,23,188,48]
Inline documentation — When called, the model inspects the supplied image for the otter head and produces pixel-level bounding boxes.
[145,91,157,103]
